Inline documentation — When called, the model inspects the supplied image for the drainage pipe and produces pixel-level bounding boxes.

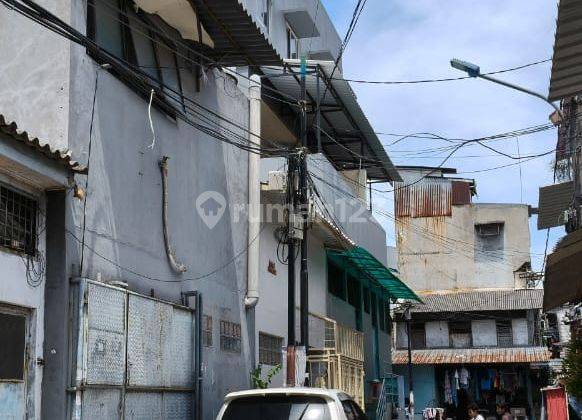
[245,74,261,308]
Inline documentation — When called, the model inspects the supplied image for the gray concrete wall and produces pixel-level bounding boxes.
[0,176,47,420]
[0,0,71,149]
[54,3,258,416]
[425,321,448,348]
[471,319,497,347]
[397,203,531,292]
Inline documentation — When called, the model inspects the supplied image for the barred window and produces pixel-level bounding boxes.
[202,315,212,347]
[0,186,37,256]
[220,320,241,353]
[259,332,283,366]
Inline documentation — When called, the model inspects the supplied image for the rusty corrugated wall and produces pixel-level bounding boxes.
[452,181,472,205]
[395,178,452,218]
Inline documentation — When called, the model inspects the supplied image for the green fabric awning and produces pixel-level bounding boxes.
[329,246,421,302]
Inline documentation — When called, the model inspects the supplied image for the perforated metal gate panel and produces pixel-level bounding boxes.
[86,283,126,385]
[75,280,196,420]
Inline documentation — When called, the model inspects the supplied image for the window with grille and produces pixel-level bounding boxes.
[259,332,283,366]
[0,186,37,256]
[411,323,426,349]
[202,315,212,347]
[449,321,472,348]
[496,320,513,347]
[220,320,241,353]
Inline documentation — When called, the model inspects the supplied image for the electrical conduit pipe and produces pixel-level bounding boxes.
[245,74,261,308]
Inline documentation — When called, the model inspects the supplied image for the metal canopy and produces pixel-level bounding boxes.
[549,0,582,100]
[190,0,282,66]
[328,246,420,301]
[261,59,402,183]
[392,347,551,365]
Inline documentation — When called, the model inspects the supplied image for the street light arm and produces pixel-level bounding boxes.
[478,73,563,120]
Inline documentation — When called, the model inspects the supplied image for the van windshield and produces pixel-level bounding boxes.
[222,395,331,420]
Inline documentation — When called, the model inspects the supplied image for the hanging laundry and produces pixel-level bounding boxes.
[460,367,470,388]
[444,371,453,405]
[454,369,460,390]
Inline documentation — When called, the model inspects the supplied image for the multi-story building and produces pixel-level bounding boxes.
[0,0,410,418]
[391,166,551,419]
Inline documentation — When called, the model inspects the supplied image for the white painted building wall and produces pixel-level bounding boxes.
[425,321,449,348]
[512,318,529,346]
[471,320,497,347]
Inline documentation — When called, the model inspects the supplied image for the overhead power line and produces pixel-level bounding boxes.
[336,58,551,85]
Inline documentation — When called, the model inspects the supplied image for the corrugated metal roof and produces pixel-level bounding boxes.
[403,289,543,313]
[261,60,401,183]
[191,0,282,67]
[392,346,551,365]
[0,114,83,172]
[538,181,575,229]
[549,0,582,101]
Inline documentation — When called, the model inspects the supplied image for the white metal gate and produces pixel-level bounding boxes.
[71,279,197,420]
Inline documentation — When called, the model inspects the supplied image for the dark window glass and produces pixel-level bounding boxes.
[223,396,330,420]
[91,0,124,57]
[342,400,367,420]
[379,300,386,332]
[411,323,426,349]
[327,260,345,300]
[156,41,183,105]
[87,0,184,113]
[346,275,360,307]
[362,287,370,313]
[127,9,161,83]
[371,293,377,327]
[0,313,26,380]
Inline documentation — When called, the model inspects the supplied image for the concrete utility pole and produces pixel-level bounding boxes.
[405,306,414,419]
[286,150,297,387]
[299,55,310,366]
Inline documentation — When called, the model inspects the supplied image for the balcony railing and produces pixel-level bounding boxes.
[307,312,365,407]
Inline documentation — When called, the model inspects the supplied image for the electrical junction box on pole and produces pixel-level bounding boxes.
[289,214,304,240]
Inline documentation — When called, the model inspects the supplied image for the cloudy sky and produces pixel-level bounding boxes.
[321,0,560,270]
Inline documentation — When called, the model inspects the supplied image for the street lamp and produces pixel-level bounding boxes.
[450,58,563,121]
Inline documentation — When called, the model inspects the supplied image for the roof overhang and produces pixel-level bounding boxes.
[328,246,420,301]
[392,347,551,365]
[0,114,80,190]
[190,0,282,66]
[261,60,402,183]
[549,0,582,101]
[544,229,582,310]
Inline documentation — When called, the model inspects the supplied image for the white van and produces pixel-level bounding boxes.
[216,387,368,420]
